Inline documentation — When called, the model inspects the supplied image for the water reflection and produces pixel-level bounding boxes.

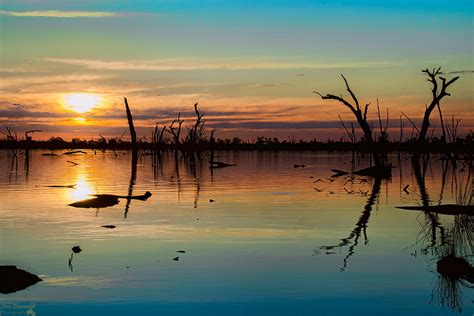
[70,177,94,201]
[319,176,382,272]
[407,157,473,313]
[0,150,471,315]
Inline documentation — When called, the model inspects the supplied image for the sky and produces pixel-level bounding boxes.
[0,0,473,141]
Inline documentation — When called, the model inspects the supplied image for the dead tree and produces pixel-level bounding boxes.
[185,103,205,145]
[152,123,166,147]
[1,127,17,142]
[124,97,137,158]
[418,68,459,144]
[314,74,381,165]
[168,112,184,147]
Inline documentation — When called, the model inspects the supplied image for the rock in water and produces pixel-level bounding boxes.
[0,266,42,294]
[68,196,119,209]
[72,246,82,253]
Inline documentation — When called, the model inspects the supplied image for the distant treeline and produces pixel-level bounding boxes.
[1,68,472,157]
[0,134,472,154]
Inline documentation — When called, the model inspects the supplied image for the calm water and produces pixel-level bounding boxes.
[0,150,472,315]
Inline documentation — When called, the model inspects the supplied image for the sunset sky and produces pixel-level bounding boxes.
[1,0,472,141]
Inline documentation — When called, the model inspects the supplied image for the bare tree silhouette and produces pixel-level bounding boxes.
[314,75,382,166]
[418,68,459,144]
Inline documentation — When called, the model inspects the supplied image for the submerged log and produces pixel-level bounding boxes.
[331,164,392,178]
[210,161,236,169]
[68,192,152,209]
[68,196,120,209]
[0,266,42,294]
[396,204,474,216]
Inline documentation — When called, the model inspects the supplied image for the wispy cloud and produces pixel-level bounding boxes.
[0,10,117,18]
[41,57,395,71]
[0,74,111,89]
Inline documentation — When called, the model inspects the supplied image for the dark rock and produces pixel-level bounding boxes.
[0,266,42,294]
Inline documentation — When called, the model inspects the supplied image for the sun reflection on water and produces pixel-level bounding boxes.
[70,176,94,201]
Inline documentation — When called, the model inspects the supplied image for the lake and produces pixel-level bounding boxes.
[0,150,472,315]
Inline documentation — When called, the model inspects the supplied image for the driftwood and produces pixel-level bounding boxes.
[210,161,236,169]
[331,164,392,179]
[396,204,473,216]
[63,150,87,155]
[68,191,152,209]
[46,184,76,188]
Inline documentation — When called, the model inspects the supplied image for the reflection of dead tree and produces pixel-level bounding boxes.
[418,68,459,144]
[430,213,473,314]
[124,150,138,219]
[314,75,382,166]
[409,158,473,313]
[412,158,446,251]
[320,177,382,271]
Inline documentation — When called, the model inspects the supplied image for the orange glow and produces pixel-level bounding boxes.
[64,93,101,113]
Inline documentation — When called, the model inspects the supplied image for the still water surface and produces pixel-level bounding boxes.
[0,150,472,315]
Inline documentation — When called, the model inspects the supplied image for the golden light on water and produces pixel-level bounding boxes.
[64,93,101,113]
[70,177,95,201]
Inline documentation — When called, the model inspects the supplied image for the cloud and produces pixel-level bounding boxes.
[0,74,111,89]
[41,57,395,71]
[0,10,117,18]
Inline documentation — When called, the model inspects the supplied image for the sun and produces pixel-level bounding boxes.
[64,93,101,113]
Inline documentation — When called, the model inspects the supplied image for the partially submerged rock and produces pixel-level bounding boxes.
[437,255,474,283]
[0,266,42,294]
[101,225,116,229]
[72,246,82,254]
